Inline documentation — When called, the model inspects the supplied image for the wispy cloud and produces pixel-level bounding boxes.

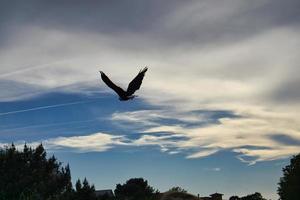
[0,119,99,133]
[0,0,299,166]
[1,103,300,165]
[0,60,68,78]
[1,132,128,153]
[45,132,127,152]
[187,149,220,159]
[204,167,221,172]
[111,108,300,164]
[0,98,103,116]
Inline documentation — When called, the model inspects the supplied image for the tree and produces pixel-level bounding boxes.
[76,179,83,192]
[278,153,300,200]
[229,196,240,200]
[240,192,266,200]
[0,143,103,200]
[114,178,158,200]
[0,143,73,200]
[229,193,266,200]
[167,186,187,193]
[74,178,97,200]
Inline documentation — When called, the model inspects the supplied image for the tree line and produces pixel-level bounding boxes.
[0,144,299,200]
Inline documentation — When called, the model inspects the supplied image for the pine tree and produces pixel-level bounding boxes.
[0,143,74,200]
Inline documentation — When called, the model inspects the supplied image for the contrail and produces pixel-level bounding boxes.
[0,118,99,132]
[0,60,67,78]
[0,98,103,117]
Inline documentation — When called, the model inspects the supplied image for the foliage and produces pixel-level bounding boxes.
[73,178,97,200]
[0,143,73,200]
[229,196,240,200]
[114,178,158,200]
[278,153,300,200]
[229,192,266,200]
[240,192,266,200]
[0,143,279,200]
[167,186,187,193]
[161,191,196,200]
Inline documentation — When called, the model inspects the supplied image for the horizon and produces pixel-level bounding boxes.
[1,1,300,199]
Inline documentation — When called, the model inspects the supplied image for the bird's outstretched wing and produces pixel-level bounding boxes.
[99,71,126,97]
[126,67,148,96]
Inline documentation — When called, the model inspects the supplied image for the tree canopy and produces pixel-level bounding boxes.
[278,153,300,200]
[0,143,97,200]
[0,143,72,200]
[114,178,158,200]
[74,178,97,200]
[167,187,187,193]
[229,192,266,200]
[0,143,285,200]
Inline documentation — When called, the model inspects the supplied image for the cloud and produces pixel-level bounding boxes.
[0,0,300,165]
[0,132,128,153]
[111,108,300,164]
[111,109,224,128]
[1,104,300,165]
[0,80,43,101]
[45,132,127,152]
[233,146,300,165]
[0,98,101,116]
[204,167,221,172]
[186,149,220,159]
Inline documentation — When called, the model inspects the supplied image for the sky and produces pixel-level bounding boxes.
[0,0,300,199]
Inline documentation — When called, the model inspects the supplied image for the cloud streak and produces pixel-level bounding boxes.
[45,132,127,152]
[0,132,128,153]
[0,98,103,116]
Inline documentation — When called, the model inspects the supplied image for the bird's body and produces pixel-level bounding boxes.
[99,67,148,101]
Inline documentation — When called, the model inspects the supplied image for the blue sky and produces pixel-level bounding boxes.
[1,0,300,199]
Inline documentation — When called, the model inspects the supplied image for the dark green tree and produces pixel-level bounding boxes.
[74,178,97,200]
[114,178,158,200]
[0,143,73,200]
[240,192,266,200]
[229,196,240,200]
[167,186,187,193]
[229,193,267,200]
[278,153,300,200]
[76,179,83,192]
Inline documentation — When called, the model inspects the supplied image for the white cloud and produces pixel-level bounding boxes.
[111,107,300,164]
[0,132,127,153]
[45,132,127,152]
[187,149,219,159]
[168,151,180,155]
[1,1,300,165]
[204,167,221,172]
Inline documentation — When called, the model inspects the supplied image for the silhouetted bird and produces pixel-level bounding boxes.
[99,67,148,101]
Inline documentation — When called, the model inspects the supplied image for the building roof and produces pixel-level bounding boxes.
[210,192,224,197]
[201,197,212,200]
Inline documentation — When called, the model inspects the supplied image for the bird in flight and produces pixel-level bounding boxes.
[99,67,148,101]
